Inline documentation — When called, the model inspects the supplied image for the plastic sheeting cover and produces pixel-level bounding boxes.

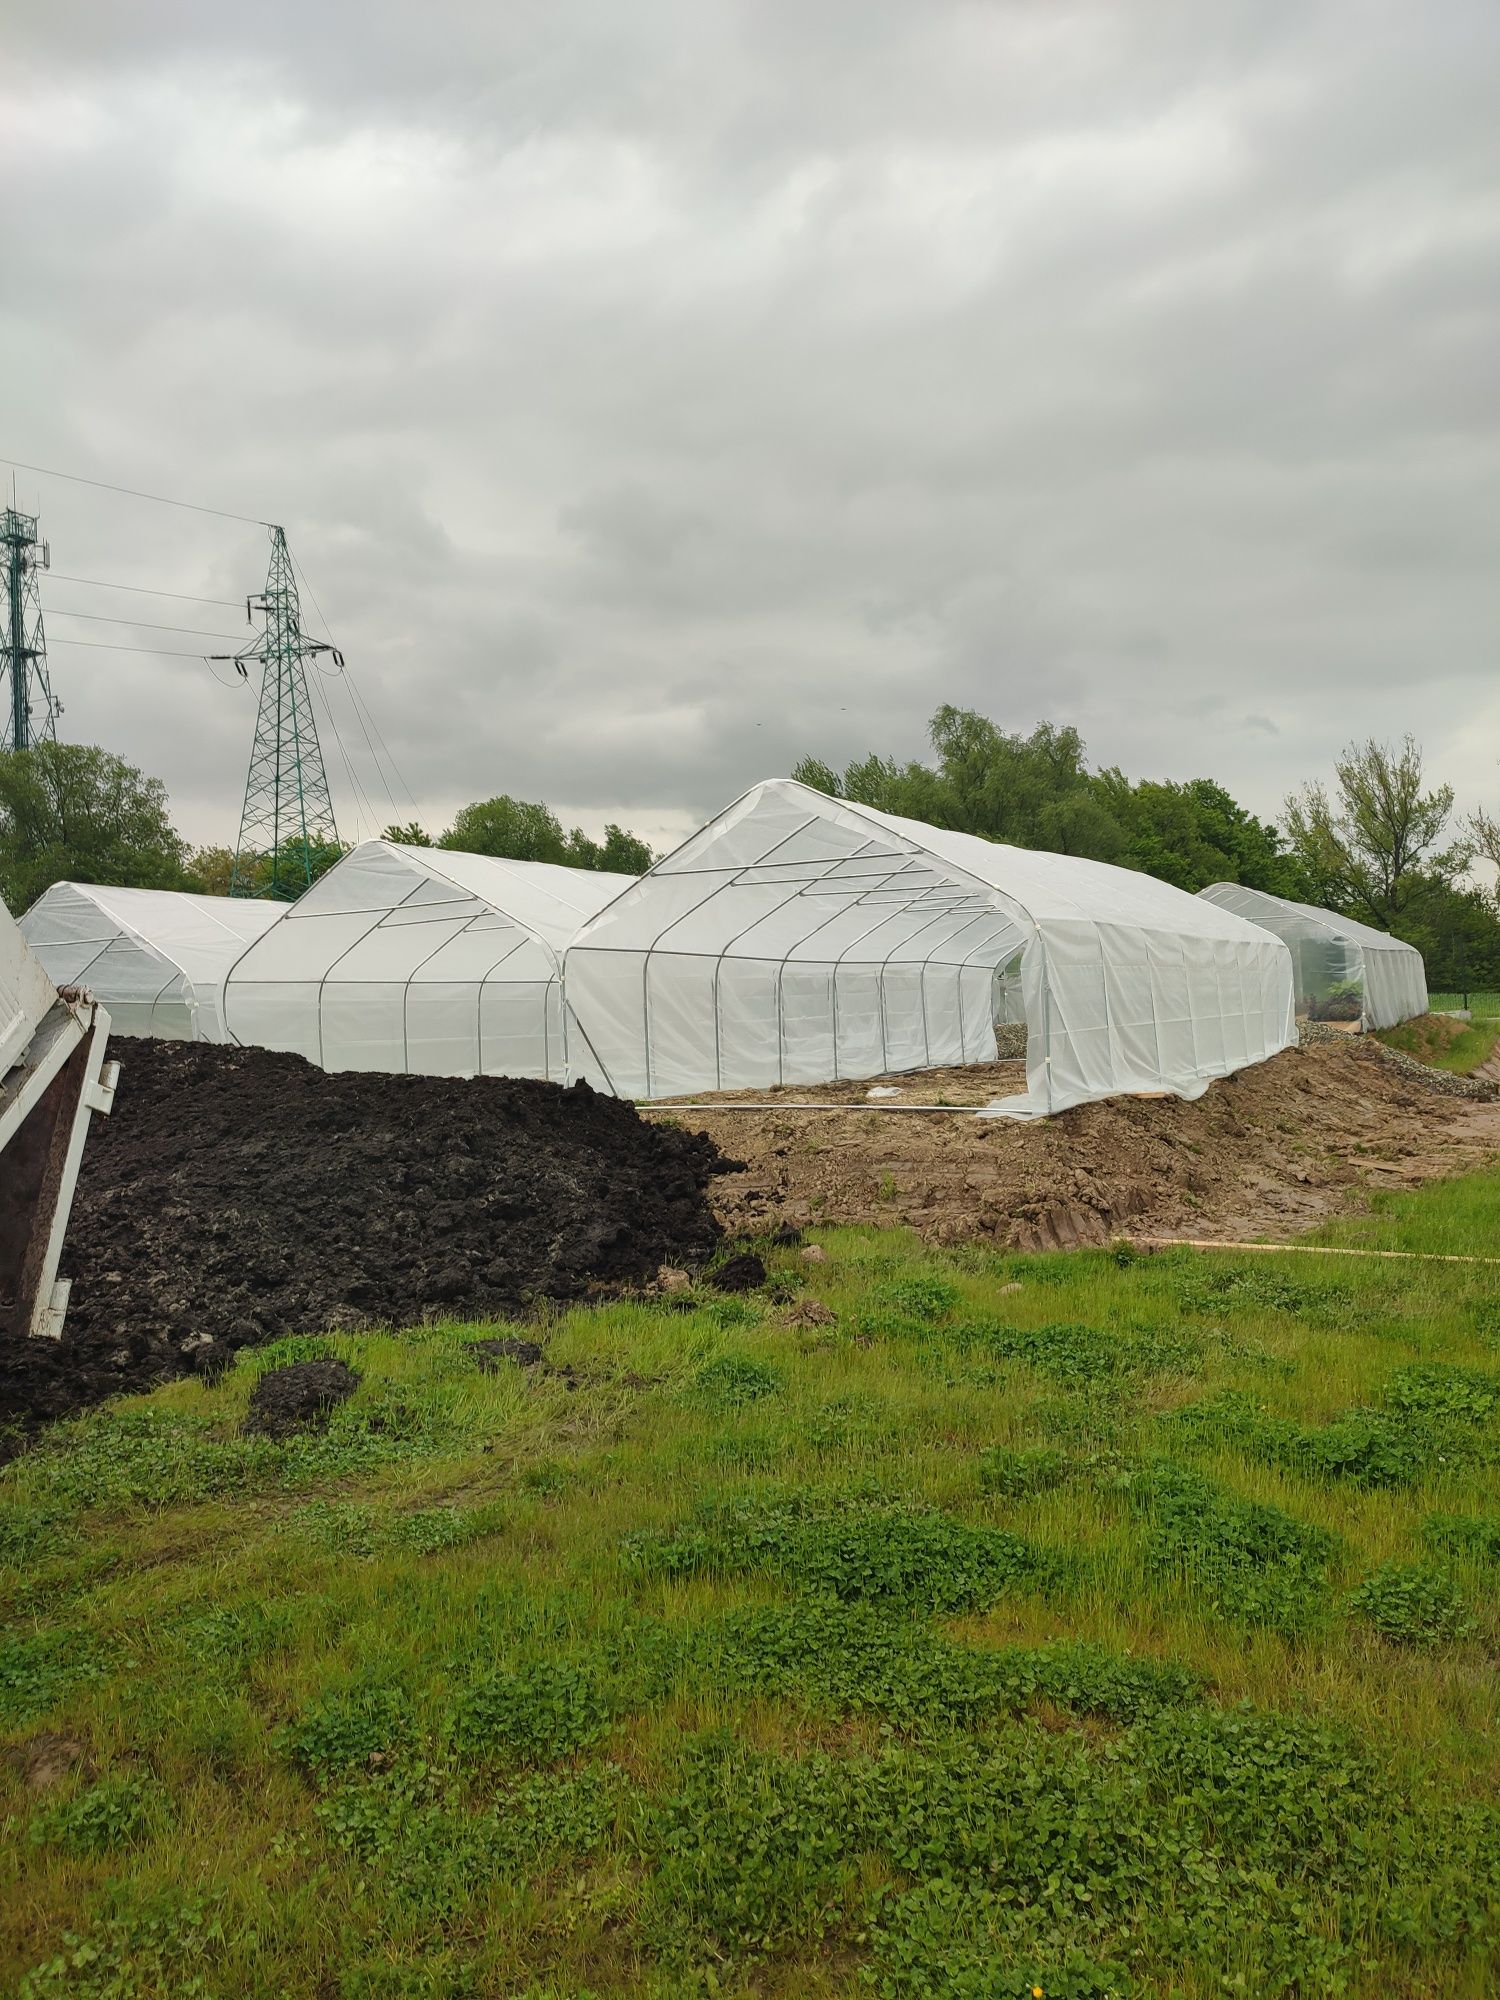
[1197,882,1427,1031]
[221,841,635,1080]
[19,883,283,1042]
[563,780,1297,1116]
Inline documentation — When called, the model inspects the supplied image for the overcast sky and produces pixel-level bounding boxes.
[5,0,1498,854]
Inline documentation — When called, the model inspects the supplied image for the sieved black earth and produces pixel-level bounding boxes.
[0,1039,737,1431]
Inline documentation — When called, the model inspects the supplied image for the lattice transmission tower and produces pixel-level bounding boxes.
[1,506,61,752]
[212,525,341,899]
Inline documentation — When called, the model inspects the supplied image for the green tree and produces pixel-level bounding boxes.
[1094,774,1306,896]
[0,742,189,912]
[1284,737,1461,926]
[441,794,653,873]
[381,820,432,847]
[183,845,235,895]
[441,796,570,864]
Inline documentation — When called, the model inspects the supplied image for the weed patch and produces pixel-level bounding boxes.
[977,1445,1073,1497]
[954,1319,1198,1386]
[1171,1388,1487,1488]
[28,1774,168,1857]
[1130,1463,1339,1634]
[685,1601,1202,1729]
[17,1893,228,2000]
[688,1355,781,1408]
[1424,1511,1500,1564]
[627,1494,1062,1610]
[0,1628,110,1728]
[647,1707,1500,1989]
[1347,1561,1473,1648]
[448,1658,612,1765]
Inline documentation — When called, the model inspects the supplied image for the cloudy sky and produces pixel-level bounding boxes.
[5,0,1499,853]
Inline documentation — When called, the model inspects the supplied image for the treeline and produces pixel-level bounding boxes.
[793,707,1500,991]
[5,720,1500,992]
[0,742,655,910]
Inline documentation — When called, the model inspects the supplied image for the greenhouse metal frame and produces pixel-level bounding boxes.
[563,781,1297,1115]
[1197,882,1427,1030]
[221,840,635,1080]
[19,882,285,1042]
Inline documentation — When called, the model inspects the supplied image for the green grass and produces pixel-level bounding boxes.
[4,1195,1500,1997]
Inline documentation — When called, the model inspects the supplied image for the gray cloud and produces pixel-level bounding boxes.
[4,0,1499,855]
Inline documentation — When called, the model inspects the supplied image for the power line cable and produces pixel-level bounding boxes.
[49,636,245,659]
[48,607,249,640]
[48,571,244,609]
[290,546,419,818]
[0,455,269,526]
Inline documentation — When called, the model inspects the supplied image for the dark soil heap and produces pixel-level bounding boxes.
[1,1040,735,1429]
[244,1358,360,1440]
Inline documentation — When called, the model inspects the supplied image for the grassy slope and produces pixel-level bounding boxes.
[3,1195,1500,1997]
[1377,1012,1500,1072]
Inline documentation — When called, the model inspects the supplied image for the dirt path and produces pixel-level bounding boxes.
[652,1042,1500,1251]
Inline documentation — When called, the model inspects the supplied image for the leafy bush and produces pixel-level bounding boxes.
[448,1658,611,1764]
[29,1774,166,1857]
[627,1494,1061,1611]
[1347,1562,1473,1648]
[1132,1464,1339,1635]
[978,1445,1072,1497]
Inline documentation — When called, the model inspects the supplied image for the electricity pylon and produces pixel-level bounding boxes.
[213,525,340,899]
[1,507,60,752]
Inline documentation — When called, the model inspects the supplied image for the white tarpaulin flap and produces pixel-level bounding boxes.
[562,780,1297,1116]
[1197,882,1427,1032]
[221,841,634,1080]
[19,883,283,1042]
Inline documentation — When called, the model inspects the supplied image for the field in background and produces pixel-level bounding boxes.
[4,1190,1500,1997]
[1430,993,1500,1015]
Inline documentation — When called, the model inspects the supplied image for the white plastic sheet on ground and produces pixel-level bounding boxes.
[1197,883,1427,1031]
[563,780,1297,1117]
[222,841,635,1080]
[19,883,284,1042]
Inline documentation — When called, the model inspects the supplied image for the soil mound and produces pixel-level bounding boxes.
[245,1358,359,1440]
[1,1040,735,1429]
[676,1041,1500,1251]
[706,1253,767,1293]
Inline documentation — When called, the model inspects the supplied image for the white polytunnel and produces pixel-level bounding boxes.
[221,840,636,1080]
[1197,882,1427,1031]
[562,780,1298,1117]
[18,883,285,1042]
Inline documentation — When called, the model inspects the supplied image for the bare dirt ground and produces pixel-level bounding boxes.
[651,1042,1500,1250]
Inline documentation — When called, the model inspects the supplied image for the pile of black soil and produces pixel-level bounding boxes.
[1,1040,735,1430]
[244,1358,359,1440]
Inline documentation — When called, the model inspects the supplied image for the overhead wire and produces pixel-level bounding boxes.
[48,571,245,610]
[0,454,270,526]
[48,607,250,640]
[289,546,417,823]
[48,636,253,659]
